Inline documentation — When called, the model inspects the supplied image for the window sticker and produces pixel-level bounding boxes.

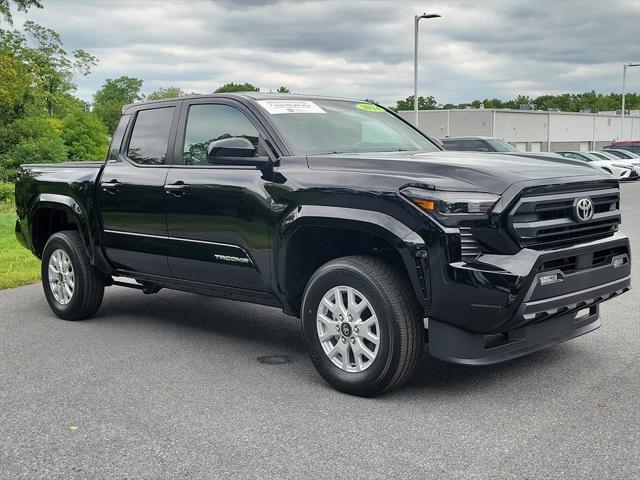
[355,103,385,112]
[257,100,326,114]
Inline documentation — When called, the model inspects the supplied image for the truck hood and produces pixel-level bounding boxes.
[307,151,604,194]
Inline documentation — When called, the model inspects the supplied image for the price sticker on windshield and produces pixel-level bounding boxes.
[356,103,385,112]
[257,100,326,114]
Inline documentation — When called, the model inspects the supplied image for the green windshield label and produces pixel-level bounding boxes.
[356,103,384,112]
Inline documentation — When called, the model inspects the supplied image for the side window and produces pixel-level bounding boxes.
[127,107,175,165]
[109,114,131,161]
[442,140,462,151]
[462,140,490,152]
[182,104,259,166]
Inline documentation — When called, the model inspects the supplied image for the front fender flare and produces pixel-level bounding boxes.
[277,205,429,309]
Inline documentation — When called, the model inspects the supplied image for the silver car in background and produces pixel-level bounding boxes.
[557,151,637,181]
[601,148,640,160]
[589,151,640,174]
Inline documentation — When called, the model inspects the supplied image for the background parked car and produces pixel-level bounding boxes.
[588,150,640,173]
[603,141,640,155]
[440,136,518,152]
[590,150,622,161]
[603,148,640,160]
[557,151,637,181]
[498,152,564,159]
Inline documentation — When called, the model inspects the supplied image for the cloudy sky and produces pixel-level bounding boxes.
[12,0,640,106]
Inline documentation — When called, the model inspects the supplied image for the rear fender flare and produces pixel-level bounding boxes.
[29,193,93,260]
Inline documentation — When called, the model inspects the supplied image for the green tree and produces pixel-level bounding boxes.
[276,86,290,93]
[21,21,97,116]
[214,82,259,93]
[93,76,143,134]
[0,116,66,181]
[60,110,108,160]
[0,48,33,123]
[0,0,42,25]
[395,95,437,111]
[147,86,185,100]
[0,21,95,119]
[51,92,89,118]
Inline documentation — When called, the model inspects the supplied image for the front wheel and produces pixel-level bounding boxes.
[42,231,105,320]
[301,256,424,397]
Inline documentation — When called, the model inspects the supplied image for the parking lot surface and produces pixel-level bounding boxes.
[1,183,638,480]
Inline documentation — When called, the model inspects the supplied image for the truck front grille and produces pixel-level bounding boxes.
[508,186,620,250]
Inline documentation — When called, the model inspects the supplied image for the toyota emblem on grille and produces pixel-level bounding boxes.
[575,198,594,222]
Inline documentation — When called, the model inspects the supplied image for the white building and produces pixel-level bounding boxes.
[397,108,640,152]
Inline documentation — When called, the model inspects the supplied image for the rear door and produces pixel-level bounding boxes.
[99,103,180,275]
[163,98,273,291]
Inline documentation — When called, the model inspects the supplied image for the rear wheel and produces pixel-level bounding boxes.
[301,256,424,396]
[42,231,104,320]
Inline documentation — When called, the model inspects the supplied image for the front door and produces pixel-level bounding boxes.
[99,104,178,275]
[163,100,272,291]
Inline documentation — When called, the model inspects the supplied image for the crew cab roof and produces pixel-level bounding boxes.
[440,136,495,140]
[122,92,365,113]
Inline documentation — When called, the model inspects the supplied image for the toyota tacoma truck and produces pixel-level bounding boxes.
[15,94,631,396]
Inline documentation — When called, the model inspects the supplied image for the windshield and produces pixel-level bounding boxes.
[606,150,632,159]
[616,145,640,154]
[592,152,630,162]
[484,138,518,152]
[256,99,439,155]
[559,152,592,161]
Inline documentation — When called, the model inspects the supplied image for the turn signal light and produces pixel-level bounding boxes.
[412,199,436,211]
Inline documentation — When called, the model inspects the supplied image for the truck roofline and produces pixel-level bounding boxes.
[122,92,377,113]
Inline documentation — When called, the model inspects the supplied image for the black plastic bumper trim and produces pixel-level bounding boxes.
[428,308,602,366]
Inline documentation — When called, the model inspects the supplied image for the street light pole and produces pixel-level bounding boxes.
[621,62,640,139]
[414,13,441,128]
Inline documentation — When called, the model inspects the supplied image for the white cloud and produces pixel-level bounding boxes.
[12,0,640,106]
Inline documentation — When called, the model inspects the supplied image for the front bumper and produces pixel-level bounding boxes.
[429,307,603,365]
[427,232,631,364]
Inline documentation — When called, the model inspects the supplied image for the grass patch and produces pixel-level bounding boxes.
[0,202,40,289]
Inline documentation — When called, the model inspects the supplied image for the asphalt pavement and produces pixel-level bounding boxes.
[1,183,638,480]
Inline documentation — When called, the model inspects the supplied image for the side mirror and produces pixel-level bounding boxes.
[207,137,270,167]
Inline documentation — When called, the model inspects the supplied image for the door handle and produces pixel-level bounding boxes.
[102,179,122,194]
[164,181,190,196]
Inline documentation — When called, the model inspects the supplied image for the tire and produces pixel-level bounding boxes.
[301,255,424,397]
[41,231,105,321]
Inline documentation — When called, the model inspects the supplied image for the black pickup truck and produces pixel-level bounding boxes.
[15,94,631,396]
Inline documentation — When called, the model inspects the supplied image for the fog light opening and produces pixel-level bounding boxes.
[613,258,626,268]
[540,273,562,286]
[576,308,590,320]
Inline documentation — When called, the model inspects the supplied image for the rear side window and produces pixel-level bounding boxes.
[182,104,259,166]
[108,114,131,161]
[127,107,175,165]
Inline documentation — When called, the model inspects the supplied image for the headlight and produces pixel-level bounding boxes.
[401,187,500,226]
[612,164,631,169]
